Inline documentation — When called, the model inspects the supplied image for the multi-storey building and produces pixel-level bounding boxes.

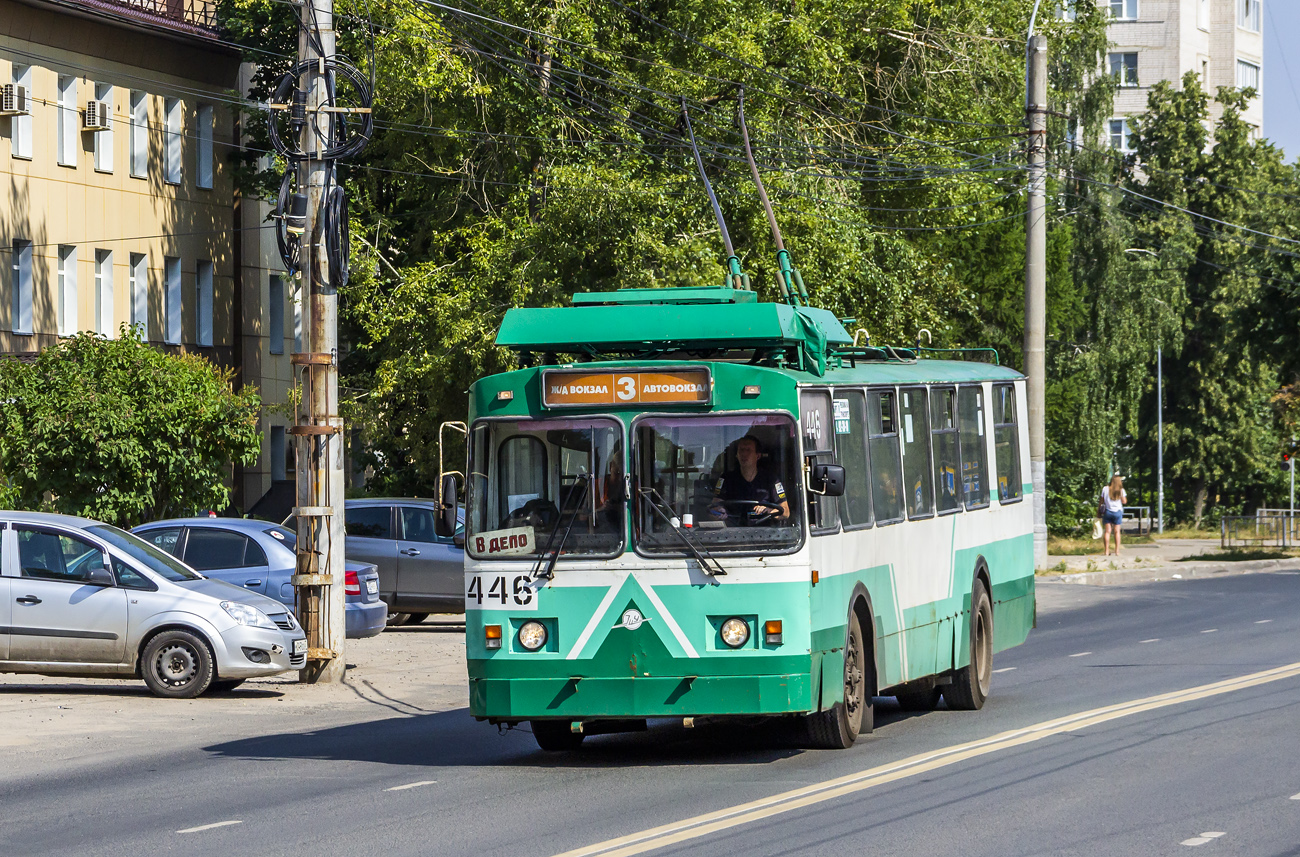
[1103,0,1265,151]
[0,0,297,513]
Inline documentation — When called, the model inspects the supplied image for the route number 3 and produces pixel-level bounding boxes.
[616,376,636,401]
[466,573,536,609]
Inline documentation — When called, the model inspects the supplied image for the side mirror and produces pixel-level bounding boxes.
[811,463,846,497]
[87,565,115,587]
[436,473,460,538]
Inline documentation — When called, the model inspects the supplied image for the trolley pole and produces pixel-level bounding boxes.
[1025,34,1048,568]
[292,0,347,682]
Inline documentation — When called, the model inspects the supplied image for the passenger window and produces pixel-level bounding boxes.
[184,529,249,570]
[931,387,962,513]
[867,389,904,524]
[142,527,182,556]
[244,537,268,566]
[801,390,839,532]
[834,390,873,528]
[958,386,990,508]
[498,436,547,523]
[899,387,934,518]
[346,506,392,538]
[400,507,438,543]
[993,384,1022,501]
[113,560,156,590]
[16,529,106,583]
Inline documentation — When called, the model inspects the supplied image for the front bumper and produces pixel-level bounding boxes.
[346,600,388,639]
[215,625,307,678]
[469,672,813,720]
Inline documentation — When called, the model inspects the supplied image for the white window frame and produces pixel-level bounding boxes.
[93,83,113,173]
[11,240,33,335]
[58,245,78,336]
[1238,0,1260,32]
[129,252,149,337]
[130,90,147,178]
[57,75,77,167]
[197,104,213,189]
[1198,0,1211,31]
[197,260,214,347]
[164,97,182,185]
[164,256,181,344]
[11,64,32,160]
[1109,53,1139,87]
[95,249,114,336]
[1109,117,1134,153]
[269,274,285,355]
[1237,59,1261,92]
[1110,0,1138,20]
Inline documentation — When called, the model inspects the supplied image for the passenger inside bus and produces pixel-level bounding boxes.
[707,435,791,526]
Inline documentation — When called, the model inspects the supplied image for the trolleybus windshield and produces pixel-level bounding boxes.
[634,414,802,554]
[467,418,625,560]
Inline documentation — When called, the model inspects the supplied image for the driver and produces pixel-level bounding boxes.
[708,435,790,526]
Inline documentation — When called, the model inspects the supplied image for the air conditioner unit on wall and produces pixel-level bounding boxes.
[83,99,111,131]
[0,83,30,116]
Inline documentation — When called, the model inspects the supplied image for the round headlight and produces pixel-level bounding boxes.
[720,617,750,649]
[518,621,548,651]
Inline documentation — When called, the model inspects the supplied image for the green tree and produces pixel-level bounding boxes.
[0,328,263,527]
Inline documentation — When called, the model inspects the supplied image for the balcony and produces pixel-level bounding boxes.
[71,0,218,36]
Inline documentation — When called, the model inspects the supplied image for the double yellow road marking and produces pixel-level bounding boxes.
[553,661,1300,857]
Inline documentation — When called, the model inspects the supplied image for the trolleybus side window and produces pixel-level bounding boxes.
[833,389,873,529]
[801,390,839,533]
[993,383,1022,502]
[958,385,990,508]
[867,389,905,524]
[899,387,935,519]
[931,386,962,514]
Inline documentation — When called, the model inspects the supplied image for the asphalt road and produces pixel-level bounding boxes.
[3,571,1299,857]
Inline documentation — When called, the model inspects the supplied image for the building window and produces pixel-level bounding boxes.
[197,104,213,189]
[57,75,77,167]
[1109,118,1134,152]
[197,260,213,346]
[1238,0,1260,32]
[269,274,285,355]
[93,83,113,172]
[58,246,78,335]
[1109,53,1139,87]
[1199,0,1210,31]
[11,64,32,160]
[164,256,181,344]
[95,249,113,336]
[11,240,33,335]
[164,97,182,185]
[1237,59,1261,92]
[1110,0,1137,20]
[129,252,149,337]
[270,426,287,480]
[1057,0,1076,21]
[130,90,147,178]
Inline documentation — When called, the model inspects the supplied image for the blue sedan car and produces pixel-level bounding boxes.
[132,518,387,639]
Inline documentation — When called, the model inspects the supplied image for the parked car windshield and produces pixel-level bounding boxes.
[87,524,205,581]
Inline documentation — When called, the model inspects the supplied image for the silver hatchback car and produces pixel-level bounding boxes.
[0,512,307,698]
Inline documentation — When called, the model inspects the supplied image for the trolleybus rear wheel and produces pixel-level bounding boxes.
[946,579,993,710]
[807,612,870,748]
[531,720,585,752]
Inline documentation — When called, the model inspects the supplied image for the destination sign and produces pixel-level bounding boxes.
[542,368,712,408]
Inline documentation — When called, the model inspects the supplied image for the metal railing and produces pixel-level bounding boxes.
[1123,505,1151,535]
[1222,513,1300,549]
[94,0,217,31]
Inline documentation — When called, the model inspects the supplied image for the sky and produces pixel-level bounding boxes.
[1264,0,1300,162]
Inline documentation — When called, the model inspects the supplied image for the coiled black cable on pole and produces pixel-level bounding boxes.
[268,58,374,161]
[322,163,350,287]
[275,166,302,275]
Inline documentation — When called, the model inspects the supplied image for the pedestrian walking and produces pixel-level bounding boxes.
[1100,475,1127,556]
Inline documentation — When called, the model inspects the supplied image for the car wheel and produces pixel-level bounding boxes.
[208,679,246,694]
[406,613,430,625]
[531,720,585,751]
[142,630,214,699]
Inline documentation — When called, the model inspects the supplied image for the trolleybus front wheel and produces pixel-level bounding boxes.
[807,611,871,749]
[531,720,585,752]
[946,579,993,710]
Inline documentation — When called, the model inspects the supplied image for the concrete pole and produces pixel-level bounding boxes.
[1025,35,1048,568]
[1157,346,1163,535]
[293,0,346,682]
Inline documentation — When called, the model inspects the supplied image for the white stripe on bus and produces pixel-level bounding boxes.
[641,581,699,659]
[566,574,627,660]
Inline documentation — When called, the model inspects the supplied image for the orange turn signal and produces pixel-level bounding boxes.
[764,619,783,645]
[485,624,503,649]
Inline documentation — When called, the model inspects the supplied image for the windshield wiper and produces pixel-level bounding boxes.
[532,474,591,580]
[638,487,727,578]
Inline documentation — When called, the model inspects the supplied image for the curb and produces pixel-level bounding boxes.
[1042,558,1300,586]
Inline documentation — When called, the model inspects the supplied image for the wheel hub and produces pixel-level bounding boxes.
[158,645,196,685]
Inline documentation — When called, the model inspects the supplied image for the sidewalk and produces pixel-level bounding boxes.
[1043,537,1300,585]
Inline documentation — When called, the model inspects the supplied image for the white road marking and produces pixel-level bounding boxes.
[1181,837,1211,846]
[1201,629,1217,634]
[177,821,242,834]
[1069,652,1092,657]
[1290,792,1300,800]
[1202,832,1225,838]
[1141,639,1159,643]
[386,780,437,792]
[1256,620,1273,624]
[993,667,1016,674]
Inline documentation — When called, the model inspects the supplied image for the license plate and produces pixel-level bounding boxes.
[366,579,378,595]
[292,638,307,655]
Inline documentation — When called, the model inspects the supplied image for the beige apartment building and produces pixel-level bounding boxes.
[0,0,298,513]
[1102,0,1265,151]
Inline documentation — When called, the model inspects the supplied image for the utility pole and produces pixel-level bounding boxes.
[1025,34,1048,569]
[1157,346,1163,535]
[291,0,346,682]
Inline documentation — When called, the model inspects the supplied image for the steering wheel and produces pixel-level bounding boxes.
[717,500,784,526]
[500,498,561,531]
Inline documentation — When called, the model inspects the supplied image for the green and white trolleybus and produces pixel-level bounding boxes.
[447,286,1034,751]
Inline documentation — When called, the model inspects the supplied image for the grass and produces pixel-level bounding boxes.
[1175,548,1297,562]
[1048,534,1155,556]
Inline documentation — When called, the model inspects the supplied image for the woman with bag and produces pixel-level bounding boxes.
[1099,475,1127,556]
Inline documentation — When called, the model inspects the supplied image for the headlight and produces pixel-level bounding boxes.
[518,621,548,651]
[221,601,277,630]
[720,617,750,649]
